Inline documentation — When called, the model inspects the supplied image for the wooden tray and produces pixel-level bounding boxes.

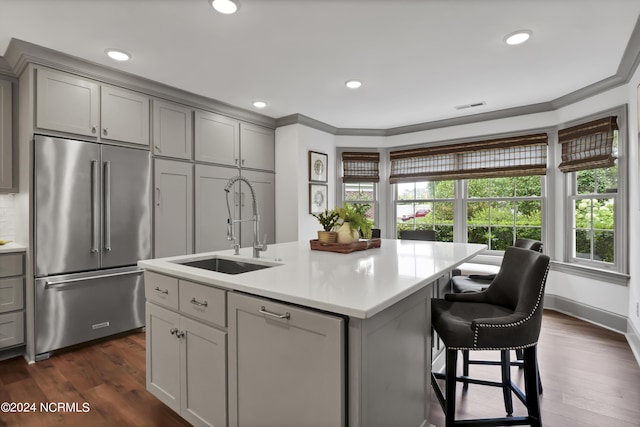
[309,239,381,254]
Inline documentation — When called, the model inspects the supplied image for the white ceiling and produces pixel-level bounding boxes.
[1,0,639,130]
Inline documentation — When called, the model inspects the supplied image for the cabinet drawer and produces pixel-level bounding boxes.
[0,254,24,278]
[0,277,24,313]
[145,271,179,310]
[179,280,226,327]
[0,311,24,349]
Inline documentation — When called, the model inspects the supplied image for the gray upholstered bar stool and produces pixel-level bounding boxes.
[399,229,436,241]
[431,246,550,427]
[451,238,544,392]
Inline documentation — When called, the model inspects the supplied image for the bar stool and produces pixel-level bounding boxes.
[399,229,436,241]
[451,238,544,393]
[431,246,550,426]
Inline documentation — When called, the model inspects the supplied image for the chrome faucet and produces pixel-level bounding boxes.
[224,176,267,258]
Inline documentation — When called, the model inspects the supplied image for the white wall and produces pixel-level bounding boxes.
[0,194,15,241]
[275,124,336,243]
[626,65,640,336]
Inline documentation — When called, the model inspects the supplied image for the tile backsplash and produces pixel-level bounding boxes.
[0,194,15,241]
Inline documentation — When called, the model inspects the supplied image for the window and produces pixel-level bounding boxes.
[390,132,548,244]
[560,113,625,272]
[341,151,380,227]
[344,182,376,224]
[466,176,543,250]
[395,181,455,241]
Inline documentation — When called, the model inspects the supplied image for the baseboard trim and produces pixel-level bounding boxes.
[626,319,640,367]
[543,294,627,334]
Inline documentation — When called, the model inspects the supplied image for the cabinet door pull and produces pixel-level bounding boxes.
[91,125,97,134]
[103,127,109,136]
[170,327,179,335]
[154,286,169,294]
[190,297,208,307]
[259,306,290,320]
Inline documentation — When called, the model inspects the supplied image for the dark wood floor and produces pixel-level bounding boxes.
[430,310,640,427]
[0,310,638,426]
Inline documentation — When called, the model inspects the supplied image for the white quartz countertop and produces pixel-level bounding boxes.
[138,239,486,319]
[0,242,26,254]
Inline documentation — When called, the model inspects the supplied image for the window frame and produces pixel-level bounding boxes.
[343,181,378,226]
[393,180,457,241]
[562,106,628,274]
[462,176,546,254]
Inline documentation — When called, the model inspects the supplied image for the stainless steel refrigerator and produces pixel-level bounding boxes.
[33,135,151,359]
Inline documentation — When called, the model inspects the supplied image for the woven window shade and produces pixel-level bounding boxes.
[389,133,548,183]
[342,152,380,183]
[558,116,618,173]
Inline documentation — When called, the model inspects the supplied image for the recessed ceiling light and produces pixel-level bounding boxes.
[345,80,362,89]
[105,49,131,61]
[252,100,267,109]
[210,0,239,14]
[504,30,532,45]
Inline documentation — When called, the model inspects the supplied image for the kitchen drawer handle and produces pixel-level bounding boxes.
[259,306,290,320]
[154,286,169,295]
[190,297,208,307]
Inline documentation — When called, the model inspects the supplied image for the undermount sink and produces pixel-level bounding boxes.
[176,256,276,275]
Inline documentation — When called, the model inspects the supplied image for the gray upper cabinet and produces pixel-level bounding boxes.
[36,67,150,146]
[195,110,239,167]
[101,86,150,146]
[240,123,275,171]
[195,110,275,172]
[152,100,193,160]
[0,79,12,190]
[36,67,100,137]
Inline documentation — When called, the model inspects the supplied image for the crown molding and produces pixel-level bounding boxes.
[3,38,276,129]
[277,14,640,137]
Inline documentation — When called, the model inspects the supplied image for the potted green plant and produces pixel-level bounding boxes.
[335,203,372,243]
[311,209,340,243]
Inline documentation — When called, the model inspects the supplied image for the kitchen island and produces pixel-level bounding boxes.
[139,239,486,427]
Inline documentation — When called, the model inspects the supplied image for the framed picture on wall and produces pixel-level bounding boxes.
[309,184,328,214]
[309,151,328,182]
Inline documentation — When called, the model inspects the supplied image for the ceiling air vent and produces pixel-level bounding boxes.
[454,101,486,110]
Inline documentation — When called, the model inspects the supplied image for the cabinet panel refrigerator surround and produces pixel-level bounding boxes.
[34,135,152,358]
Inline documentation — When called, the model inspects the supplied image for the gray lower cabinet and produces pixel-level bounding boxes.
[194,164,275,252]
[0,252,25,351]
[228,292,345,427]
[154,159,193,257]
[195,164,239,253]
[0,79,13,191]
[145,273,227,427]
[239,170,275,248]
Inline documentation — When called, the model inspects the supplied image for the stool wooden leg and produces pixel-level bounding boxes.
[462,349,470,391]
[523,346,542,427]
[500,350,514,415]
[446,349,458,427]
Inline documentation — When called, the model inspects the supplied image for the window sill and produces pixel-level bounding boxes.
[465,254,629,287]
[550,261,629,287]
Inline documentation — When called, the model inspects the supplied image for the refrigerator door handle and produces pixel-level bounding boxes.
[44,269,144,289]
[91,160,99,253]
[103,161,112,252]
